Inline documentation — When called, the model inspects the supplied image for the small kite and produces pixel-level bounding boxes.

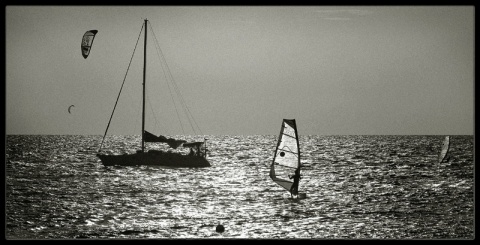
[81,30,98,59]
[68,105,75,114]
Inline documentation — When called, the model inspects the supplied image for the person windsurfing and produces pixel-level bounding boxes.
[288,168,302,198]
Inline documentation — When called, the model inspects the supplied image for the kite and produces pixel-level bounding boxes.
[68,105,75,114]
[81,30,98,59]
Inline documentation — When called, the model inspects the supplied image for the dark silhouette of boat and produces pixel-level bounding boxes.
[97,149,209,167]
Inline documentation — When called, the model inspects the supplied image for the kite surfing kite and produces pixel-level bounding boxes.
[81,30,98,59]
[68,105,75,114]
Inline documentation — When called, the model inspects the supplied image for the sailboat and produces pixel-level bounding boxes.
[96,19,210,167]
[269,119,305,198]
[438,136,450,163]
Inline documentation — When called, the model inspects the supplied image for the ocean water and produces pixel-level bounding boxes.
[5,135,474,239]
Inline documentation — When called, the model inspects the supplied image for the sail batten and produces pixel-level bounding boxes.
[273,163,297,169]
[274,149,298,155]
[281,133,297,139]
[270,119,301,193]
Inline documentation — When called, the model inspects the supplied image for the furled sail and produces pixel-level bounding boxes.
[144,131,186,149]
[183,142,204,148]
[438,136,450,163]
[269,119,301,191]
[81,30,98,59]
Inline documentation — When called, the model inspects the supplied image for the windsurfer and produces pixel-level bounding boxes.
[288,168,302,198]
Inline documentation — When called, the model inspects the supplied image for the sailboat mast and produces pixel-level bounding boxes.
[141,19,147,153]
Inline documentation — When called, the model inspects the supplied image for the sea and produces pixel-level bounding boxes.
[5,135,474,239]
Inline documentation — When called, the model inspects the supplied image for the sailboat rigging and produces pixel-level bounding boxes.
[269,119,304,198]
[96,19,210,167]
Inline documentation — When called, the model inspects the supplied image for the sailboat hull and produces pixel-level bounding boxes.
[97,151,210,167]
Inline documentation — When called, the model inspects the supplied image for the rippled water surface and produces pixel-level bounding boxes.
[6,135,474,239]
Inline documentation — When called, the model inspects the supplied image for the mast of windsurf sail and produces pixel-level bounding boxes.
[141,19,147,153]
[293,120,301,191]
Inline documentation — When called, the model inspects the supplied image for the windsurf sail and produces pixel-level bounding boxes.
[438,136,450,163]
[68,105,75,114]
[81,30,98,59]
[269,119,301,192]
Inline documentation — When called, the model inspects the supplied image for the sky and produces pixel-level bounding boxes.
[5,6,474,136]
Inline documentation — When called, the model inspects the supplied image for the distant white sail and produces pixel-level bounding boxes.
[269,119,301,191]
[438,136,450,163]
